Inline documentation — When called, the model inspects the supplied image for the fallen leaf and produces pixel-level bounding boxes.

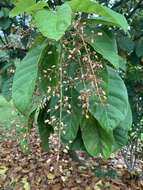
[0,166,8,175]
[47,173,55,180]
[22,177,30,190]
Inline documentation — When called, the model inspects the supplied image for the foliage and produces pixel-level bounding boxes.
[103,0,143,170]
[0,0,136,159]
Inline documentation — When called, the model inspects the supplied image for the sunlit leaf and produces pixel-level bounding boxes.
[12,43,47,115]
[68,0,129,32]
[34,4,72,40]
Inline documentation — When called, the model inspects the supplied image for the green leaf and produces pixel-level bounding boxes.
[37,107,53,152]
[89,66,129,130]
[34,3,72,40]
[2,77,13,101]
[19,138,29,154]
[113,127,128,151]
[0,18,11,30]
[39,42,61,92]
[61,88,82,143]
[81,115,113,158]
[85,30,119,68]
[68,0,128,32]
[30,33,46,49]
[12,43,47,115]
[10,0,47,17]
[118,56,127,71]
[50,88,82,143]
[86,17,119,27]
[70,128,86,151]
[113,103,132,151]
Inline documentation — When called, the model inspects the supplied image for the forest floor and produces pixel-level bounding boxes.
[0,129,143,190]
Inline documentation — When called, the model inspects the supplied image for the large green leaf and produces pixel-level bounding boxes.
[85,30,119,68]
[0,18,11,30]
[113,104,132,151]
[68,0,128,32]
[12,43,47,115]
[89,66,129,130]
[37,106,54,152]
[2,77,13,101]
[61,88,82,143]
[81,115,113,158]
[34,3,72,40]
[86,17,120,28]
[70,128,86,151]
[39,43,61,92]
[10,0,47,17]
[50,88,82,143]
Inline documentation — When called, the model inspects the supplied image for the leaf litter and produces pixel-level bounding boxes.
[0,129,142,190]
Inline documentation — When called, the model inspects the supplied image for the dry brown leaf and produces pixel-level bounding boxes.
[94,180,103,190]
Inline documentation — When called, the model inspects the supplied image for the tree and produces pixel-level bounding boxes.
[0,0,136,159]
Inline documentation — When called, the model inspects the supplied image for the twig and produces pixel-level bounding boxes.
[55,44,63,173]
[77,29,104,105]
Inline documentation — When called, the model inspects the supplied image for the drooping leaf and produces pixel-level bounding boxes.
[10,0,47,17]
[81,115,113,158]
[86,17,120,28]
[2,77,13,101]
[62,88,82,143]
[89,66,129,130]
[12,42,47,115]
[70,128,86,151]
[85,29,120,68]
[68,0,129,32]
[50,87,82,143]
[113,103,132,150]
[0,18,11,30]
[118,56,127,71]
[39,42,61,92]
[37,106,53,152]
[30,33,46,49]
[34,3,72,40]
